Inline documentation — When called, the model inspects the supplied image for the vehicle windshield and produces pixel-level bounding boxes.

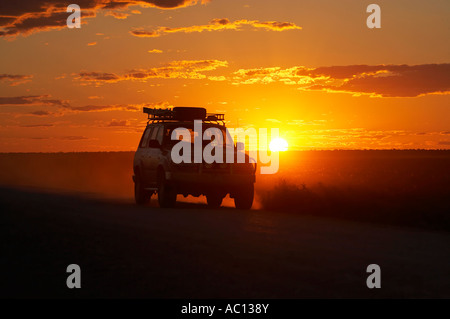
[164,123,234,148]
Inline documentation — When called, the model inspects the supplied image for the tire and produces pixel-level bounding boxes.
[157,169,177,208]
[234,183,254,210]
[134,171,150,205]
[206,193,224,208]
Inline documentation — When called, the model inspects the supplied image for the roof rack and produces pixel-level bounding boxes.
[143,107,174,122]
[206,113,225,122]
[144,107,225,125]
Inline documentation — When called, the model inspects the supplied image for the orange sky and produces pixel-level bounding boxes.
[1,0,449,152]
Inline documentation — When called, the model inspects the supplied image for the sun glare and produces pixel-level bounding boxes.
[269,137,289,152]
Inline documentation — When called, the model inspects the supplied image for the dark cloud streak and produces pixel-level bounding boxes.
[0,74,33,86]
[0,0,210,37]
[234,64,450,97]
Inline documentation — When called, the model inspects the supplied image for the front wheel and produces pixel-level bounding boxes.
[157,170,177,208]
[206,192,224,208]
[134,172,150,205]
[234,183,254,210]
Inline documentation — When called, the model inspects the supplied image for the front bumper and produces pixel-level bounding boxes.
[166,171,255,186]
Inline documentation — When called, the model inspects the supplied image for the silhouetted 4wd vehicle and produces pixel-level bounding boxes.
[133,107,256,209]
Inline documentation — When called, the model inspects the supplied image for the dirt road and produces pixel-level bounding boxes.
[1,186,449,298]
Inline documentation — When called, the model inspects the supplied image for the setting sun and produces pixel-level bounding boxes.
[269,138,289,152]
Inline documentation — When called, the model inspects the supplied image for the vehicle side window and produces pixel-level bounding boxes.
[150,125,159,141]
[156,125,164,145]
[140,127,153,148]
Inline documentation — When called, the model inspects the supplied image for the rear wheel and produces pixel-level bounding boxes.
[134,171,150,205]
[234,183,254,210]
[157,170,177,208]
[206,192,224,208]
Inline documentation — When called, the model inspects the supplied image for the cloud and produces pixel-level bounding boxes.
[0,0,210,38]
[28,110,53,116]
[208,75,226,81]
[67,101,172,114]
[104,11,130,20]
[287,128,415,149]
[0,74,33,86]
[0,95,155,117]
[0,95,69,107]
[28,137,50,140]
[250,20,302,31]
[59,135,89,140]
[25,135,90,141]
[76,72,121,83]
[74,59,228,85]
[20,124,54,128]
[130,17,301,37]
[0,10,96,38]
[232,64,450,97]
[287,119,327,126]
[107,119,131,127]
[130,30,160,37]
[69,104,140,112]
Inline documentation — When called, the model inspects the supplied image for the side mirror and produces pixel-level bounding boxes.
[148,139,161,149]
[236,142,245,151]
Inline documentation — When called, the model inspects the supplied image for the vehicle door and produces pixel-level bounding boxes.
[147,124,163,186]
[138,125,153,182]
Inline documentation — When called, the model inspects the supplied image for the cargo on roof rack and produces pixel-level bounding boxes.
[143,106,225,125]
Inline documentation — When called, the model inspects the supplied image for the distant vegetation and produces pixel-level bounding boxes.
[258,150,450,231]
[260,179,450,231]
[0,152,135,199]
[0,150,449,231]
